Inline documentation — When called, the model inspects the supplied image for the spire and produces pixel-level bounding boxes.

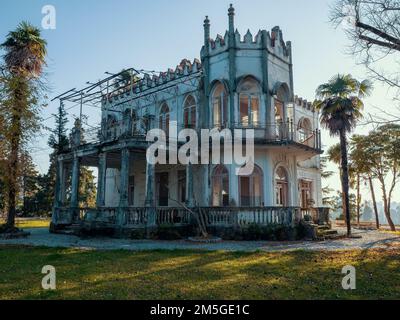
[204,16,210,51]
[228,4,235,34]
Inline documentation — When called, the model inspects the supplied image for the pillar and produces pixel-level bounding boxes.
[119,148,130,208]
[69,155,80,222]
[52,158,64,225]
[228,4,236,126]
[145,161,155,207]
[70,155,80,209]
[145,160,156,228]
[96,152,107,207]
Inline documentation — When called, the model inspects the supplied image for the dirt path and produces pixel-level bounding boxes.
[1,227,400,252]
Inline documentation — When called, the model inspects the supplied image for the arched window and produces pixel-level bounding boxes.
[123,109,134,135]
[183,95,196,128]
[159,103,170,133]
[212,82,228,128]
[275,166,289,207]
[239,77,260,127]
[274,83,290,138]
[298,118,312,143]
[106,114,117,140]
[239,165,263,206]
[212,165,230,206]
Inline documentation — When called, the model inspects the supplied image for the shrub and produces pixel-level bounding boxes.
[130,229,146,240]
[152,224,196,240]
[303,215,313,222]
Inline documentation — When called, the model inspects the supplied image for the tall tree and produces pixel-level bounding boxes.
[0,22,47,232]
[314,74,372,237]
[358,125,400,230]
[320,156,335,207]
[350,134,380,229]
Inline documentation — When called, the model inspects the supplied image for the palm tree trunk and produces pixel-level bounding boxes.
[368,176,379,229]
[339,129,352,237]
[6,81,23,231]
[357,173,361,226]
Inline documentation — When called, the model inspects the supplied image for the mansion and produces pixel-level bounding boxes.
[51,5,326,235]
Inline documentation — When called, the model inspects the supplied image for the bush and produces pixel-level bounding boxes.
[226,224,303,241]
[152,224,195,240]
[130,229,146,240]
[303,215,313,222]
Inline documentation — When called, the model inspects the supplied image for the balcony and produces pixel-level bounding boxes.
[77,119,322,151]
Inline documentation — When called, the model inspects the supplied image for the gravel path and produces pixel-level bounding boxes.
[0,227,399,252]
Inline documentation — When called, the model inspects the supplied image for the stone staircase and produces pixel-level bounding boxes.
[53,223,82,236]
[315,225,342,241]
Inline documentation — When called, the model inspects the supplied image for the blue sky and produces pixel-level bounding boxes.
[0,0,398,201]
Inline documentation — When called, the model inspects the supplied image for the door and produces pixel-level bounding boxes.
[156,172,169,206]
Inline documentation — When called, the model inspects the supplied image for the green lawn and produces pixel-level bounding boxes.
[0,218,50,229]
[0,246,399,300]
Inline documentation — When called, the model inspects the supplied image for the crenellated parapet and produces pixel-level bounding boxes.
[294,95,316,112]
[103,58,202,103]
[202,26,291,61]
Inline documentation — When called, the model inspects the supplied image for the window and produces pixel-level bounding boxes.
[239,78,260,127]
[178,170,186,203]
[212,82,228,128]
[106,115,117,140]
[212,165,230,206]
[123,109,135,135]
[298,118,312,143]
[183,95,197,128]
[275,100,285,139]
[275,167,289,206]
[275,100,284,123]
[239,165,263,206]
[159,103,170,132]
[159,103,170,133]
[299,180,312,209]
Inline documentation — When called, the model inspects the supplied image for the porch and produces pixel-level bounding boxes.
[52,206,330,236]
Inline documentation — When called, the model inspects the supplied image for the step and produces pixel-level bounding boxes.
[323,233,344,240]
[322,230,338,235]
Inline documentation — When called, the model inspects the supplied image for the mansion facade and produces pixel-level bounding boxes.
[51,5,326,235]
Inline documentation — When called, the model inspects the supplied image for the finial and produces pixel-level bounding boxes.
[228,4,235,16]
[204,15,210,25]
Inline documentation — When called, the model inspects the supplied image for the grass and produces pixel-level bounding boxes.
[0,246,399,300]
[0,218,50,229]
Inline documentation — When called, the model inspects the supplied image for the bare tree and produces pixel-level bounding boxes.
[331,0,400,122]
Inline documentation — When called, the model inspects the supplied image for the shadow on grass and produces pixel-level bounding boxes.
[0,246,399,300]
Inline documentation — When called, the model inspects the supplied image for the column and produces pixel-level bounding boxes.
[119,148,130,208]
[70,155,80,222]
[96,152,107,208]
[54,159,64,208]
[186,163,195,207]
[145,161,155,207]
[52,158,64,225]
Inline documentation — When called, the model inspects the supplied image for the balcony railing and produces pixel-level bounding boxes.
[76,206,302,228]
[74,119,321,151]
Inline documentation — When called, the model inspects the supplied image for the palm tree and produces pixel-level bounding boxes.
[1,22,47,232]
[314,74,372,237]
